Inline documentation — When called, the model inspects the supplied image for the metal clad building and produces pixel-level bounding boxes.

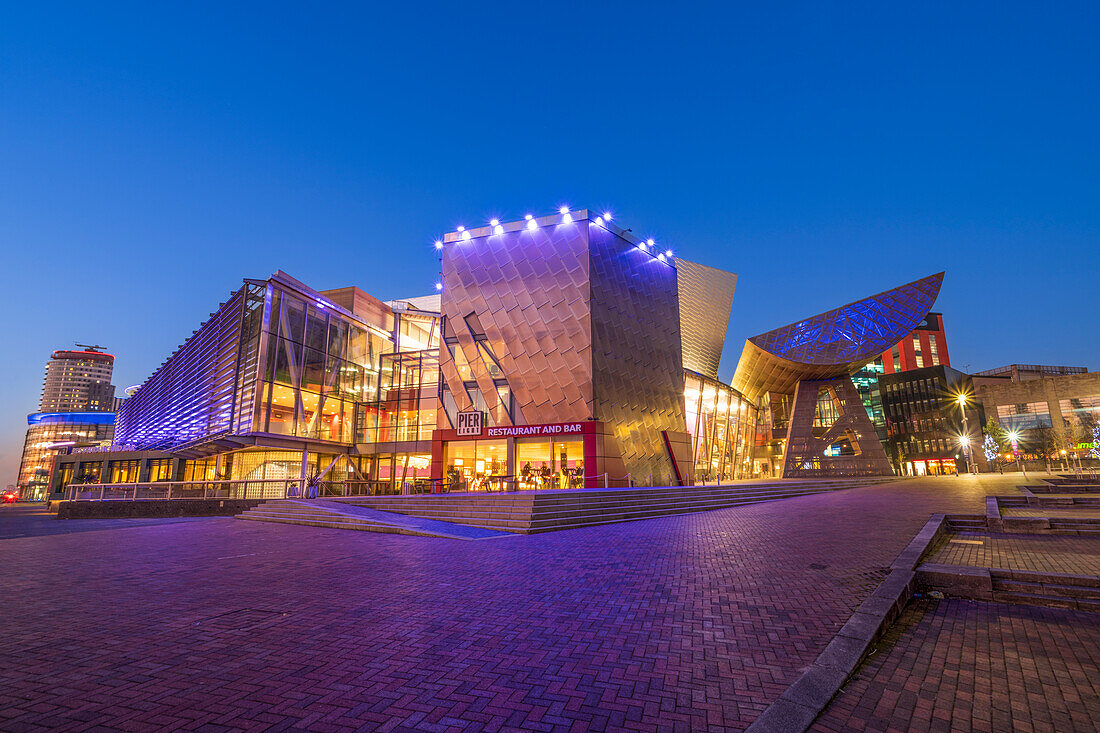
[676,259,737,380]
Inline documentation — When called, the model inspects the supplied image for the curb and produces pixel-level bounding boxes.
[745,513,948,733]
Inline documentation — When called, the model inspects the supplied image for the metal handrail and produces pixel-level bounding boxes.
[60,470,646,503]
[65,478,302,502]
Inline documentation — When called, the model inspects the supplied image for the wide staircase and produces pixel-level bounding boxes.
[990,569,1100,611]
[235,499,508,539]
[332,477,902,534]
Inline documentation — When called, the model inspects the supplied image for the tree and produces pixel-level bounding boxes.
[1059,419,1084,473]
[1033,425,1058,472]
[983,418,1007,471]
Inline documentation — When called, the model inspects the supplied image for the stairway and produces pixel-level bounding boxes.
[235,499,505,538]
[991,569,1100,612]
[1049,517,1100,535]
[945,515,987,531]
[336,477,902,534]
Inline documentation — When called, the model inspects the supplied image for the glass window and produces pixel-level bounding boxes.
[300,347,327,394]
[109,460,140,483]
[304,308,327,352]
[281,295,306,343]
[148,459,173,482]
[267,383,297,435]
[446,340,474,381]
[515,437,583,490]
[444,439,507,491]
[476,342,503,379]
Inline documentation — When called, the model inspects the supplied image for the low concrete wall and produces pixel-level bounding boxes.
[56,499,265,519]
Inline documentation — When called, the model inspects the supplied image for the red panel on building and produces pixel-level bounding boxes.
[879,313,950,375]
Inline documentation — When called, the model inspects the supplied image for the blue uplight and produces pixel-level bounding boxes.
[28,412,116,426]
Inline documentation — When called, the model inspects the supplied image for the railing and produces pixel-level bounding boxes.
[62,471,645,502]
[66,479,303,502]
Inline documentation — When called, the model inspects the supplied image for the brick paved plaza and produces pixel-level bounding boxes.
[813,599,1100,733]
[2,476,1097,731]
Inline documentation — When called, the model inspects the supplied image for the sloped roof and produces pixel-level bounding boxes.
[732,272,944,400]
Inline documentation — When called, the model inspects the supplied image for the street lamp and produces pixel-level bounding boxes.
[1007,429,1028,479]
[954,392,975,474]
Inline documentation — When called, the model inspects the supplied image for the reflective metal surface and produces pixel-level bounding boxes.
[676,259,737,380]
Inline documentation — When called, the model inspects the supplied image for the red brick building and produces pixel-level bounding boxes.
[879,312,949,375]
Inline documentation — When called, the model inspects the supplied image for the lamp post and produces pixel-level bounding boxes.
[1007,430,1027,479]
[955,394,975,474]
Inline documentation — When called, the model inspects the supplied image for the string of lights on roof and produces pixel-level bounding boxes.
[431,206,675,291]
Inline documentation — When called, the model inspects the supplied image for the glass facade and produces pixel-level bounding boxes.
[443,439,508,491]
[851,360,888,444]
[16,412,116,500]
[361,350,439,444]
[683,371,756,482]
[254,284,392,443]
[880,365,973,474]
[996,402,1053,430]
[1059,396,1100,428]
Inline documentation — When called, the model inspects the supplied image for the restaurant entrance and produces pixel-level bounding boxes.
[431,421,602,491]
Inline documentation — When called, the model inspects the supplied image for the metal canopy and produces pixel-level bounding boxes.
[732,272,944,400]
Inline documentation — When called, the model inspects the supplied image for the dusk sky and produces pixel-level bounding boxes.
[2,2,1098,484]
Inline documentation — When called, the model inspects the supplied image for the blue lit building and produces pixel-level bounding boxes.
[17,412,116,500]
[731,273,945,478]
[48,206,946,494]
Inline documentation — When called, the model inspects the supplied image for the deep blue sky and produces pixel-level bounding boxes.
[2,2,1098,484]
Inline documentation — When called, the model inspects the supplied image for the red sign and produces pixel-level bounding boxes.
[485,422,584,438]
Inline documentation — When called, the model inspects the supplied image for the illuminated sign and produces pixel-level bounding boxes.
[456,411,483,437]
[486,422,584,438]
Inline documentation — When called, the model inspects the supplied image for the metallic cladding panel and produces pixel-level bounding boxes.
[589,224,687,483]
[676,259,737,379]
[750,272,944,366]
[439,222,594,427]
[115,285,251,450]
[781,375,894,477]
[439,216,688,484]
[732,272,945,400]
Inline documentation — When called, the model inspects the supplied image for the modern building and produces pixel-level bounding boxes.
[731,273,944,478]
[49,210,758,495]
[431,210,734,489]
[879,365,981,475]
[38,347,117,412]
[16,346,120,499]
[16,412,116,500]
[977,370,1100,466]
[48,207,953,494]
[973,364,1088,382]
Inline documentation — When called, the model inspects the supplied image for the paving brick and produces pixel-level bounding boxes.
[812,598,1100,733]
[0,475,1054,731]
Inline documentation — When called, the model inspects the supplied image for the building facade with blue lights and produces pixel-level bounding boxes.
[47,206,948,495]
[49,208,759,495]
[18,412,116,500]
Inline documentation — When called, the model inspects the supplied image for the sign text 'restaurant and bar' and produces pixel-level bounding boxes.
[485,423,584,438]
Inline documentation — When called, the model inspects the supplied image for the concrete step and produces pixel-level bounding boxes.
[361,486,863,533]
[349,487,833,522]
[237,513,435,536]
[342,478,898,509]
[245,478,902,536]
[994,579,1100,600]
[991,591,1081,610]
[350,481,882,510]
